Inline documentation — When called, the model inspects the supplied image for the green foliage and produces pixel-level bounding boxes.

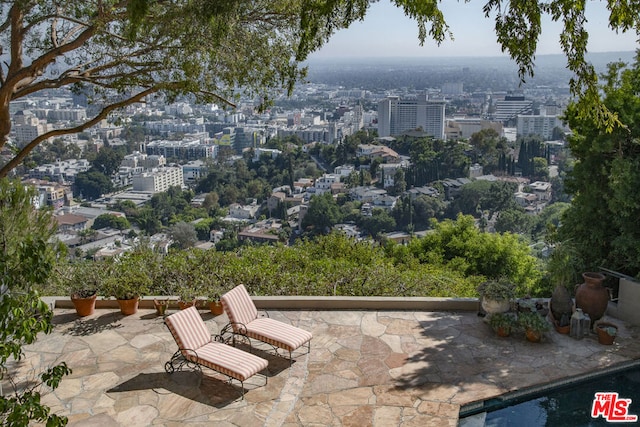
[408,214,541,294]
[74,171,113,200]
[561,53,640,276]
[54,260,108,298]
[92,214,130,230]
[0,179,70,426]
[169,221,198,249]
[517,311,550,333]
[302,193,343,234]
[358,209,396,239]
[91,147,125,177]
[103,248,158,299]
[488,312,517,331]
[447,181,518,218]
[469,128,510,173]
[477,278,516,301]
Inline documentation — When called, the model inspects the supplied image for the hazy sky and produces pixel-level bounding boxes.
[311,1,639,59]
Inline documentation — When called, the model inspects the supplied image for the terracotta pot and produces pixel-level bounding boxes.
[575,272,608,324]
[548,301,571,334]
[596,322,618,345]
[178,300,197,310]
[496,326,511,337]
[117,297,139,315]
[71,293,97,317]
[525,329,542,343]
[210,301,224,316]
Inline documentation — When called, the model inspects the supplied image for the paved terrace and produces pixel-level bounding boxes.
[6,302,640,426]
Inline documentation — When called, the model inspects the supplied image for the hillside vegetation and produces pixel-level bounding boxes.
[47,214,542,299]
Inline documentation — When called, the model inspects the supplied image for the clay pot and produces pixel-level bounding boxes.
[178,300,197,310]
[71,293,97,317]
[548,300,571,334]
[210,301,224,316]
[596,322,618,345]
[496,326,511,337]
[575,272,608,325]
[525,329,543,343]
[117,297,139,315]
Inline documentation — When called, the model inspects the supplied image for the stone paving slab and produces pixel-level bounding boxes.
[3,308,639,426]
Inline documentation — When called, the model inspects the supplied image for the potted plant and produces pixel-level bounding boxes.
[208,293,224,316]
[53,260,107,317]
[595,322,618,345]
[103,249,154,315]
[489,312,516,337]
[547,241,580,332]
[477,278,516,315]
[518,312,550,343]
[176,283,200,310]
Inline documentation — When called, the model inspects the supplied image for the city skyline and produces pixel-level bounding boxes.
[311,1,639,59]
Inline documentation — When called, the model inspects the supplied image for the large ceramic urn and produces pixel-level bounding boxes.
[575,272,608,324]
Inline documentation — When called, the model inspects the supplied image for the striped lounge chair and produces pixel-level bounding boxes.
[164,305,268,399]
[220,284,313,364]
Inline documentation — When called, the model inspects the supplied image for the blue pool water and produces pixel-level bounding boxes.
[460,363,640,427]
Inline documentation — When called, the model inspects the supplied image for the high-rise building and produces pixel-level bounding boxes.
[377,94,446,139]
[493,95,533,124]
[516,115,563,140]
[132,166,184,193]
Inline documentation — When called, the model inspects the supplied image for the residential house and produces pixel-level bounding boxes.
[55,213,89,233]
[228,202,260,220]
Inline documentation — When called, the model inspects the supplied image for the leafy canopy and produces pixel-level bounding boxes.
[0,179,71,426]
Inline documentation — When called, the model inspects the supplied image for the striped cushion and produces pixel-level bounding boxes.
[245,318,313,352]
[196,342,268,382]
[221,284,258,330]
[165,306,210,355]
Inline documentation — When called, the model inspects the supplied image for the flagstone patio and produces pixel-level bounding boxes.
[5,306,640,426]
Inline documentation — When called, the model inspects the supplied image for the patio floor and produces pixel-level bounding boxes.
[6,306,640,426]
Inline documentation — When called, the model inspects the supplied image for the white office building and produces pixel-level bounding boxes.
[516,115,563,140]
[377,94,446,139]
[132,166,184,193]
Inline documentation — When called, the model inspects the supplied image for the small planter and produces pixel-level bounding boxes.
[488,312,516,337]
[178,299,197,310]
[154,299,169,316]
[525,329,543,343]
[596,322,618,345]
[518,312,549,343]
[496,326,511,337]
[210,301,224,316]
[117,297,140,315]
[71,292,97,317]
[548,302,571,335]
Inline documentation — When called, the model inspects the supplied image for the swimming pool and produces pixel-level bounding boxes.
[459,361,640,426]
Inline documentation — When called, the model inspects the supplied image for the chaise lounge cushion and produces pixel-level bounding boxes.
[165,306,268,382]
[221,284,313,354]
[243,318,313,353]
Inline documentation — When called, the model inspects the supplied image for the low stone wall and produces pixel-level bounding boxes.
[50,296,480,312]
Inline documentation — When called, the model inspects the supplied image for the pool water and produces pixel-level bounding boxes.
[459,364,640,427]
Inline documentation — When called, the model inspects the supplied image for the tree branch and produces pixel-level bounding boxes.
[0,86,162,178]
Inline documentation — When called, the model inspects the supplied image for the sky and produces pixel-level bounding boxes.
[310,1,639,59]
